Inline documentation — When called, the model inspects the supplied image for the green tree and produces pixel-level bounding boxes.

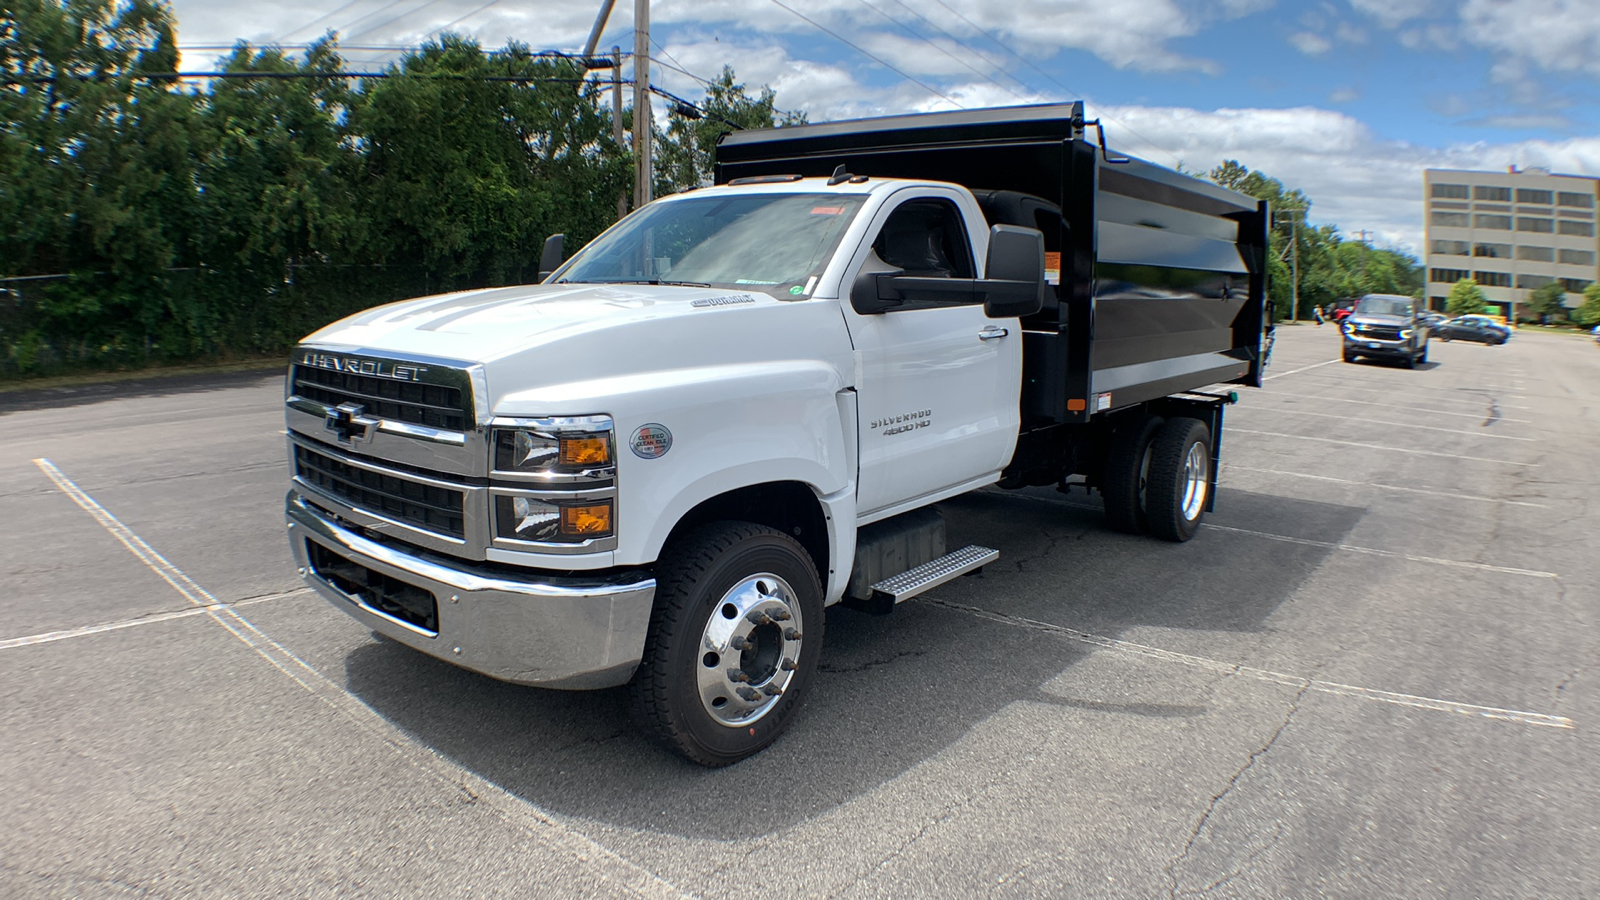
[1525,280,1568,323]
[1446,278,1488,316]
[1574,283,1600,327]
[654,67,805,195]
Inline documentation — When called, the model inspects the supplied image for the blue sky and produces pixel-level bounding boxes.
[171,0,1600,255]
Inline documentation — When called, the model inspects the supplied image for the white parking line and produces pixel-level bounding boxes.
[1003,491,1555,576]
[1242,393,1529,424]
[1204,524,1559,578]
[1222,465,1548,508]
[922,598,1572,730]
[0,590,311,651]
[1228,429,1538,466]
[1236,407,1534,441]
[32,458,691,900]
[1264,358,1343,380]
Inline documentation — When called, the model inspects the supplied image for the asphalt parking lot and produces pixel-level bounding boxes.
[3,323,1596,898]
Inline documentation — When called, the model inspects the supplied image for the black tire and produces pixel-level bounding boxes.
[1417,342,1428,365]
[1439,332,1453,342]
[631,522,824,767]
[1145,418,1212,543]
[1342,349,1358,362]
[1403,348,1416,369]
[1101,414,1164,534]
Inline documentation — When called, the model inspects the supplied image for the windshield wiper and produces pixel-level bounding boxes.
[566,278,711,287]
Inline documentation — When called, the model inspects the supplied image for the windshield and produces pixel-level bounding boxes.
[554,193,868,298]
[1354,296,1413,317]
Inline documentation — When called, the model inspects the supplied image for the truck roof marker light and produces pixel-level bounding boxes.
[727,174,803,185]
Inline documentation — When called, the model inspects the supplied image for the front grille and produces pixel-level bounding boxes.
[291,364,470,431]
[295,444,466,539]
[307,541,439,634]
[1355,326,1403,340]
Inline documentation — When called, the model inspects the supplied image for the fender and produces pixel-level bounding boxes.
[496,359,855,571]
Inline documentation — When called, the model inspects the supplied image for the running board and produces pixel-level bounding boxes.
[870,545,998,604]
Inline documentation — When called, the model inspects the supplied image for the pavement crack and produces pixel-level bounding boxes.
[1165,681,1310,899]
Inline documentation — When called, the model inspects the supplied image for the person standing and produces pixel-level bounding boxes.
[1313,305,1325,326]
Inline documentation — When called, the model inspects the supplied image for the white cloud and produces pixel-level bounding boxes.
[1459,0,1600,77]
[1348,0,1432,28]
[1329,87,1361,103]
[1289,32,1333,55]
[1092,104,1600,255]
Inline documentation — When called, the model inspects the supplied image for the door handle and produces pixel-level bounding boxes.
[978,326,1009,341]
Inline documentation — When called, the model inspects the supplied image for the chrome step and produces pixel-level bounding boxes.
[870,544,998,604]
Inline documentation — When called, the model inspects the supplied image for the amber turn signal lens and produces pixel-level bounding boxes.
[559,435,611,467]
[561,502,612,536]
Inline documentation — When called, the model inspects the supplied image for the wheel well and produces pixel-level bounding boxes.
[663,482,829,580]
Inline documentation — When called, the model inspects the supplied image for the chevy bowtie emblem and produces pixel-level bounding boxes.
[325,402,379,444]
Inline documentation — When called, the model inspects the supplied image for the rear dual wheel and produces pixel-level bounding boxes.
[1102,415,1164,534]
[1102,415,1212,542]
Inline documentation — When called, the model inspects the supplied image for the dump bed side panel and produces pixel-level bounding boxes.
[1089,159,1268,409]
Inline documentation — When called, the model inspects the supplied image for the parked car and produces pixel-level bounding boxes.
[1435,316,1510,345]
[1419,311,1449,329]
[1329,297,1357,322]
[1341,293,1429,367]
[1591,324,1600,344]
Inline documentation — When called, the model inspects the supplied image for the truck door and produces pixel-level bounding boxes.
[843,190,1023,521]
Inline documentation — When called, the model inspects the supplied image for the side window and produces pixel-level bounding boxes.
[872,199,975,279]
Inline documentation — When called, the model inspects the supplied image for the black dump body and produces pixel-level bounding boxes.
[715,103,1270,426]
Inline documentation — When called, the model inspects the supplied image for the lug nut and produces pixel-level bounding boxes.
[727,669,750,683]
[762,684,784,697]
[736,687,762,702]
[784,628,801,641]
[780,658,797,671]
[771,609,792,622]
[746,611,773,626]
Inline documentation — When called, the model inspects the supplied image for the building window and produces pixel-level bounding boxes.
[1474,203,1511,213]
[1474,214,1512,229]
[1516,217,1554,233]
[1474,185,1511,202]
[1560,278,1592,293]
[1432,183,1470,200]
[1473,270,1511,288]
[1558,191,1595,208]
[1517,245,1555,262]
[1433,202,1470,210]
[1431,240,1470,256]
[1431,211,1470,227]
[1559,209,1594,219]
[1473,242,1512,258]
[1516,188,1554,204]
[1558,249,1596,266]
[1516,274,1554,289]
[1430,268,1471,283]
[1558,219,1595,237]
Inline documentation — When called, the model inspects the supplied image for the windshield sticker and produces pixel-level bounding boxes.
[690,294,757,308]
[630,424,672,459]
[811,206,845,215]
[788,285,805,295]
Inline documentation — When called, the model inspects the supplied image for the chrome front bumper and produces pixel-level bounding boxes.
[286,492,655,689]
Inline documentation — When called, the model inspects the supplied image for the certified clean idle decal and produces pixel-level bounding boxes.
[630,423,673,459]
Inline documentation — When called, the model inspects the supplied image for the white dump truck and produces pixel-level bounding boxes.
[284,103,1271,765]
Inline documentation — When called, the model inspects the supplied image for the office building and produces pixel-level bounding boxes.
[1423,167,1599,317]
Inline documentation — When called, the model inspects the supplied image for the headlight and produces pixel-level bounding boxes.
[1399,328,1414,340]
[494,495,613,543]
[492,416,614,474]
[1341,321,1354,335]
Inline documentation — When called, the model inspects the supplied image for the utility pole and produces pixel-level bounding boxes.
[632,0,652,209]
[1290,214,1300,324]
[612,45,627,219]
[581,0,616,60]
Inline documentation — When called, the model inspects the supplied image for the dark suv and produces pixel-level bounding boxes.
[1341,293,1428,368]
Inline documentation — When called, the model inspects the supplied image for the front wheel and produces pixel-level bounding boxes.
[1417,342,1428,365]
[631,522,824,767]
[1145,418,1212,543]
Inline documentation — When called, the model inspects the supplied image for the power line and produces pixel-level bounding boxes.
[345,0,457,43]
[334,0,434,43]
[420,0,511,43]
[850,0,1028,104]
[878,0,1036,99]
[768,0,962,110]
[921,0,1182,166]
[646,49,802,122]
[275,0,373,42]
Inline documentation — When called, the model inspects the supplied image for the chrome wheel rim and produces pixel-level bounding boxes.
[1180,441,1209,522]
[697,573,803,727]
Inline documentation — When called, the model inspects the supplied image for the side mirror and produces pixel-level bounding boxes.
[537,233,565,281]
[981,224,1045,318]
[850,251,906,315]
